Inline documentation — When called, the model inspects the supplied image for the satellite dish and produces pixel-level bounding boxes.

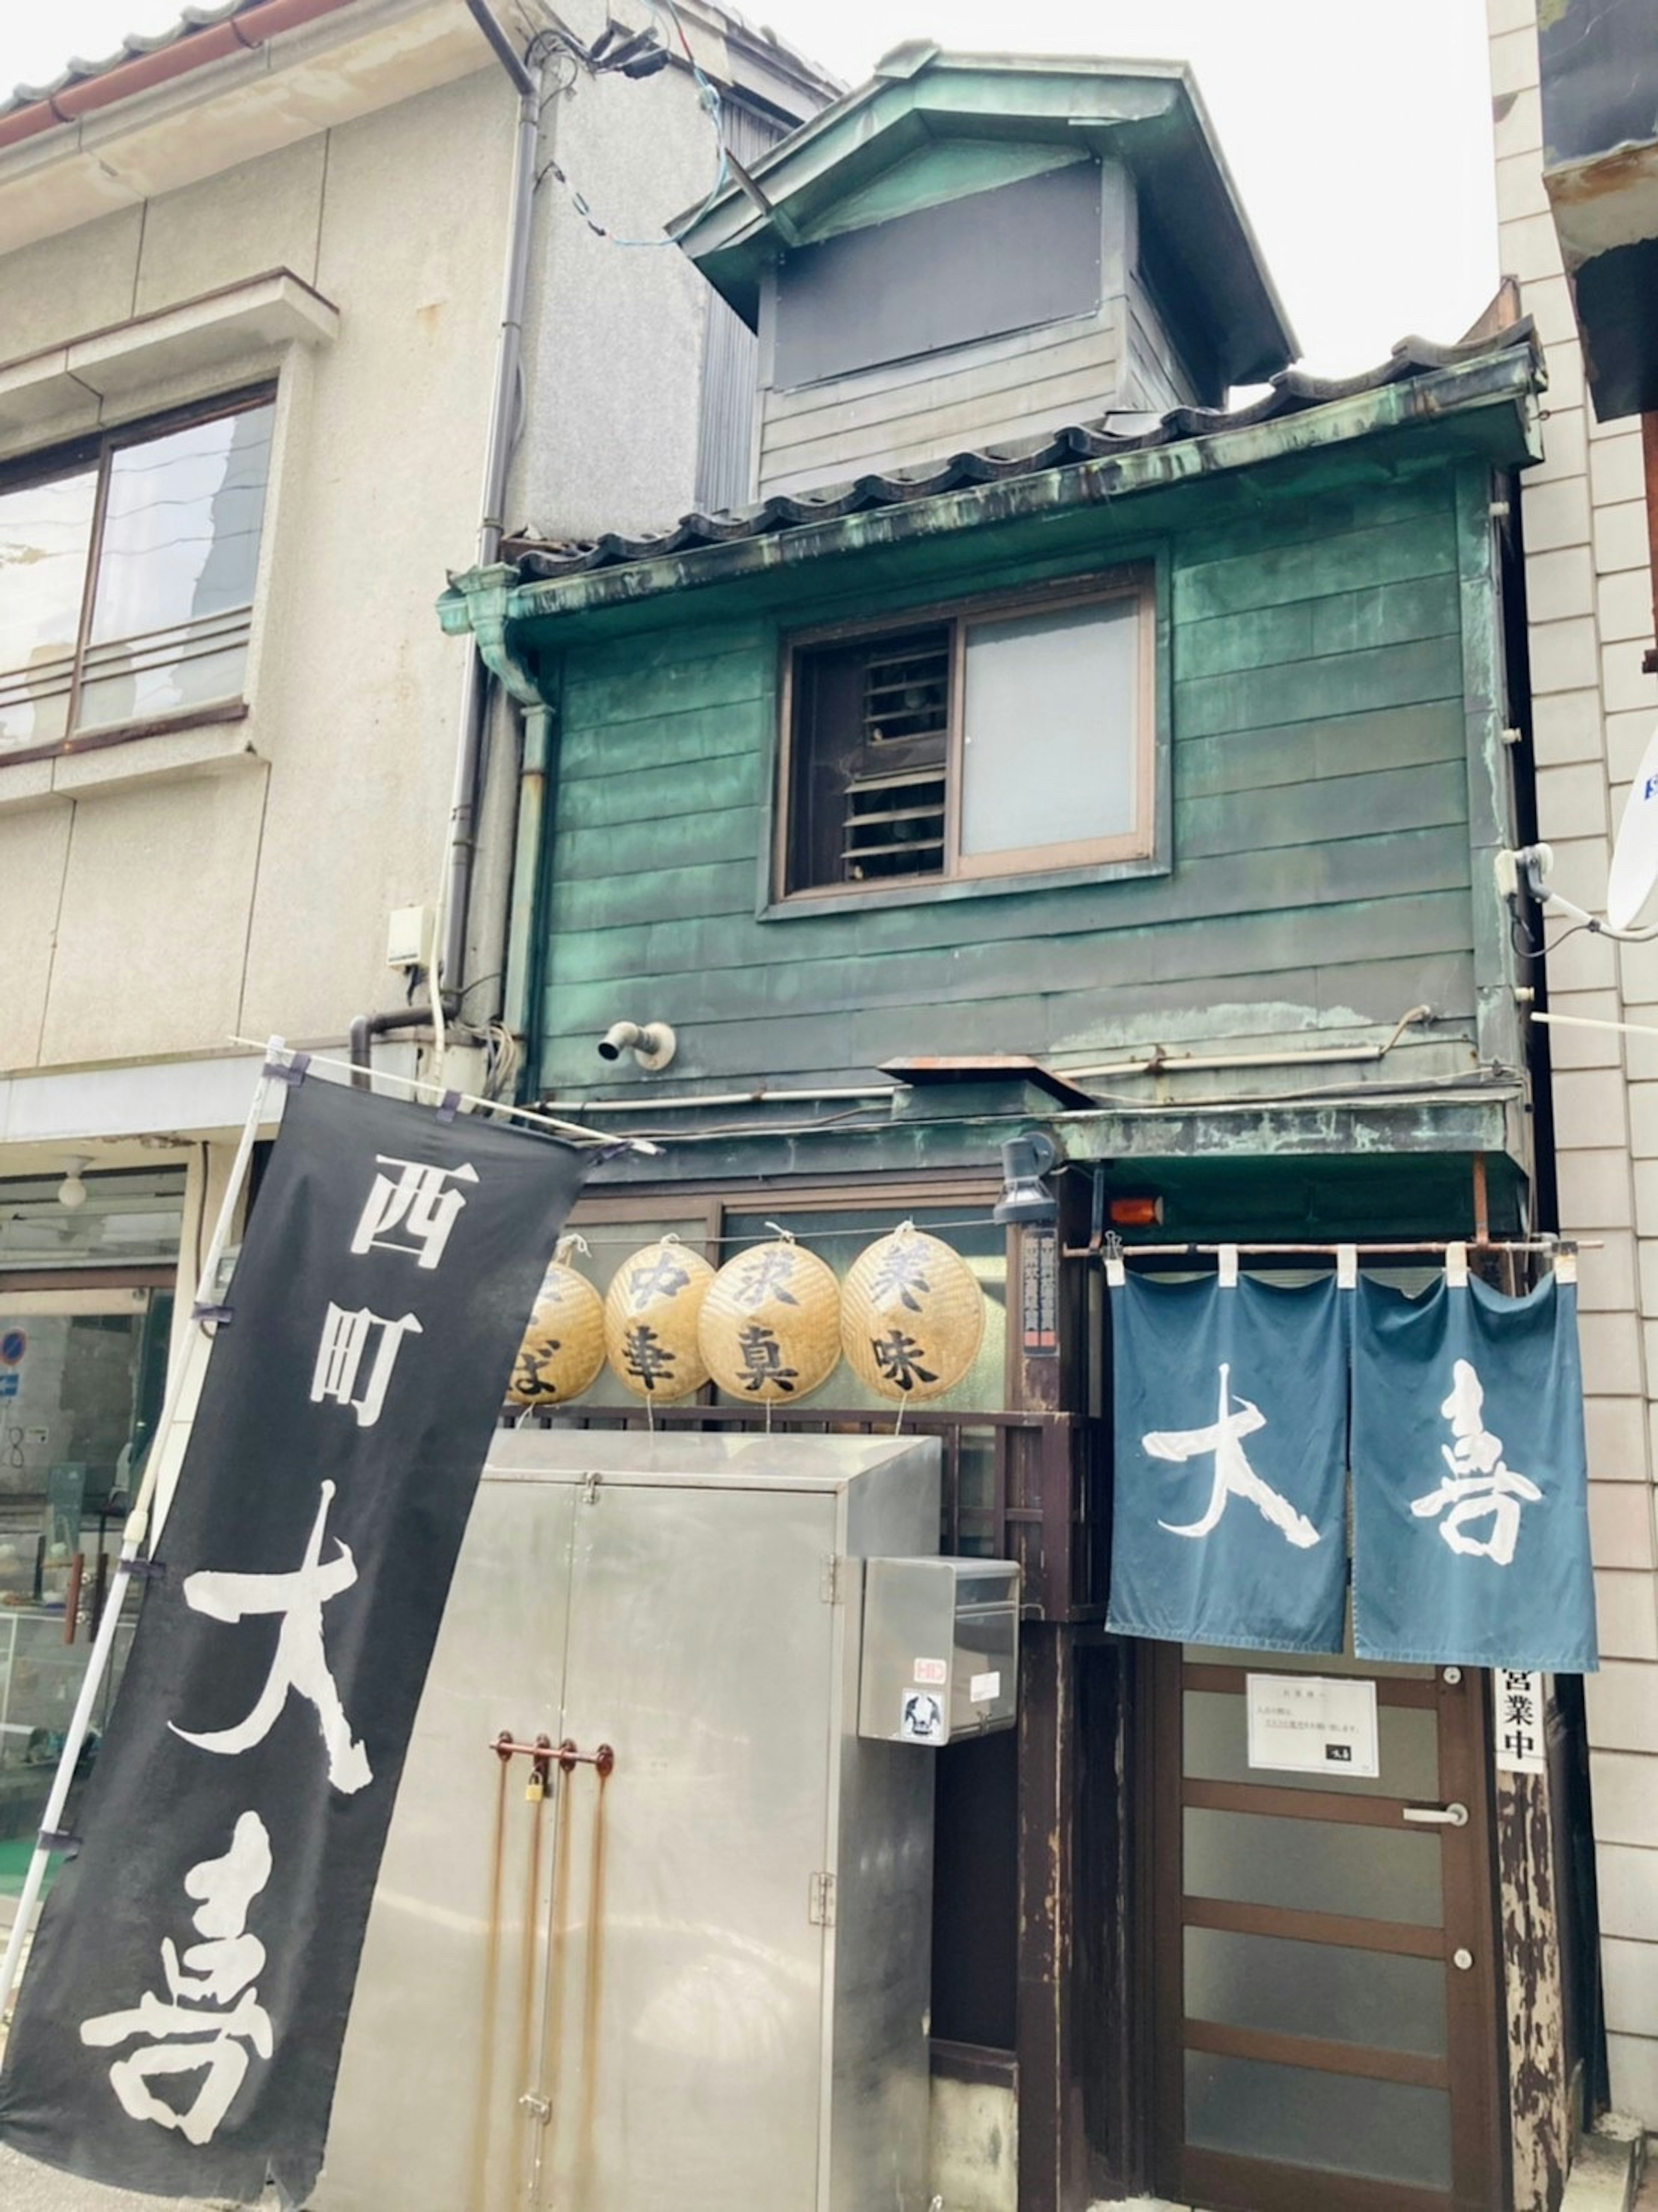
[1607,720,1658,931]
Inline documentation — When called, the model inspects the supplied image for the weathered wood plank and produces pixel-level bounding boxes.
[550,802,763,878]
[1177,574,1459,681]
[540,906,1478,1085]
[560,618,769,684]
[1174,512,1456,623]
[1175,759,1468,861]
[555,747,763,831]
[762,359,1125,481]
[1175,633,1464,738]
[558,649,771,732]
[1176,701,1464,801]
[557,696,772,781]
[764,320,1119,439]
[540,875,1474,1036]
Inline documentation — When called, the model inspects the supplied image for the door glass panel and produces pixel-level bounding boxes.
[1184,1808,1443,1924]
[1185,1642,1434,1681]
[1183,1688,1440,1798]
[1185,1926,1448,2055]
[0,1287,167,1903]
[1185,2051,1452,2189]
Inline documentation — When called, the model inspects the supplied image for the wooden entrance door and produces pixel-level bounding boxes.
[1149,1645,1504,2212]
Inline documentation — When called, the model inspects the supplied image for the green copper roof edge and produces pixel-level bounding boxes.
[437,349,1541,641]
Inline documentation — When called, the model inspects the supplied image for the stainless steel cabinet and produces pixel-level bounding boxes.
[318,1430,940,2212]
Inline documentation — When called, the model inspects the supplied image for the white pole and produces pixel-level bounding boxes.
[1531,1009,1658,1042]
[0,1045,279,2026]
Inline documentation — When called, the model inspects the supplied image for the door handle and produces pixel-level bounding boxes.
[1402,1801,1468,1826]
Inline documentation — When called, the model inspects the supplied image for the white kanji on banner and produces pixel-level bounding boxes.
[80,1813,274,2146]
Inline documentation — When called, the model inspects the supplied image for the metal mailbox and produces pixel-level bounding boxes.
[858,1556,1019,1746]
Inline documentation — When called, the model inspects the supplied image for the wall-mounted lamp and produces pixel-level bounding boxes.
[57,1155,91,1211]
[597,1020,677,1073]
[993,1132,1061,1226]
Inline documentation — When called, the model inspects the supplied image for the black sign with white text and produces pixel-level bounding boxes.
[0,1075,587,2204]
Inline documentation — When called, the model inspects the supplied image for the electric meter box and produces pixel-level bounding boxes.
[858,1556,1019,1746]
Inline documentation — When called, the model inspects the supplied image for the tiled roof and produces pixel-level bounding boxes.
[503,323,1539,582]
[3,0,834,124]
[3,0,258,118]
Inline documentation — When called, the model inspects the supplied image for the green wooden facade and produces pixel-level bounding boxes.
[446,340,1542,1233]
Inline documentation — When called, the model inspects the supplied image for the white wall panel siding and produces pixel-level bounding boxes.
[759,319,1121,494]
[1487,0,1658,2127]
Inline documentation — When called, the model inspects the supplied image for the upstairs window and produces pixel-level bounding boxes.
[0,388,275,761]
[779,572,1154,899]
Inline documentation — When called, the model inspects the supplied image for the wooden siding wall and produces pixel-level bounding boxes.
[756,314,1124,495]
[535,470,1485,1096]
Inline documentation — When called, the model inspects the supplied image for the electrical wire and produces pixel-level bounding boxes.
[532,0,729,249]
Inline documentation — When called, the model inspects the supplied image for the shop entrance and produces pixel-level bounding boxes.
[1149,1643,1505,2212]
[0,1283,169,1911]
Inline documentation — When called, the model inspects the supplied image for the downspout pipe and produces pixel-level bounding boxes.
[443,3,543,995]
[348,5,541,1081]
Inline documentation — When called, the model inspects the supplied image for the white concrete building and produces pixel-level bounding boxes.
[0,0,828,1879]
[1488,0,1658,2131]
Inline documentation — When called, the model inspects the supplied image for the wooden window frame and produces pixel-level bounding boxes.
[0,382,276,768]
[774,566,1157,905]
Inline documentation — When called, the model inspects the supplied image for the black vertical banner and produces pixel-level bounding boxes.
[0,1076,588,2204]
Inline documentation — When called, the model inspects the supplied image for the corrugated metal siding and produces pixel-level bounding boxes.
[536,472,1478,1093]
[693,101,782,516]
[758,316,1122,495]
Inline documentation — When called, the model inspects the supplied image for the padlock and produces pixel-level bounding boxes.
[525,1772,545,1803]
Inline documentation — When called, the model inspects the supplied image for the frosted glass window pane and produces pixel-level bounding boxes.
[1184,1808,1443,1924]
[959,596,1140,856]
[77,403,272,731]
[1185,1927,1447,2055]
[1185,2052,1451,2188]
[0,468,95,752]
[1183,1689,1440,1798]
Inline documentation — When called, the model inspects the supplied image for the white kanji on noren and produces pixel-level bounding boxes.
[170,1480,371,1795]
[350,1155,478,1272]
[81,1811,275,2146]
[1411,1358,1541,1566]
[310,1302,422,1429]
[1142,1361,1321,1549]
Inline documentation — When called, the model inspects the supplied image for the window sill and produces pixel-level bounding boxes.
[0,706,258,812]
[760,849,1168,920]
[0,269,336,447]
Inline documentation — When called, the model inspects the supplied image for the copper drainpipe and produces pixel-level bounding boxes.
[0,0,361,155]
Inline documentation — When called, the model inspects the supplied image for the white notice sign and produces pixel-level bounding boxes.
[1493,1669,1546,1774]
[1246,1673,1380,1779]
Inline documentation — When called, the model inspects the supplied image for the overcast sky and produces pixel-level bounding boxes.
[3,0,1500,378]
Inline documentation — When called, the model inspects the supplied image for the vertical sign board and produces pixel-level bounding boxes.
[1494,1669,1547,1775]
[0,1076,587,2205]
[1247,1673,1380,1778]
[1020,1226,1058,1357]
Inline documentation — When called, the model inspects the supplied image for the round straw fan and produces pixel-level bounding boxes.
[507,1256,605,1407]
[699,1239,842,1403]
[841,1223,985,1403]
[603,1238,715,1401]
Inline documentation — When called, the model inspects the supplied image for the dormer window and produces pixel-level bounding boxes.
[778,571,1155,899]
